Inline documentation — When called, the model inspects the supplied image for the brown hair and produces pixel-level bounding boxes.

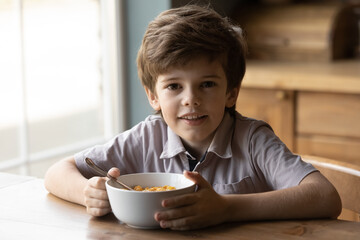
[137,5,247,113]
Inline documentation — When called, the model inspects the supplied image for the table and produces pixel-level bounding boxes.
[1,173,359,240]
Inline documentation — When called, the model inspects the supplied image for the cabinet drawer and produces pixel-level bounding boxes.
[296,135,360,165]
[297,92,360,138]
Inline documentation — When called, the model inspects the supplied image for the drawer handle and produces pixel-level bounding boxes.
[276,91,288,100]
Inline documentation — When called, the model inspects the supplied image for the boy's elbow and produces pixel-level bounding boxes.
[322,183,342,219]
[307,172,342,218]
[44,168,53,193]
[328,187,342,218]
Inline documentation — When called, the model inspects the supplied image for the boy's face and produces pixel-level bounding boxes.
[145,56,238,150]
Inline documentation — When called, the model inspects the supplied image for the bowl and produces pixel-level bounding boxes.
[106,172,196,229]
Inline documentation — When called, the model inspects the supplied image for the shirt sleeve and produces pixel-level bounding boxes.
[248,121,317,190]
[74,118,153,179]
[74,131,144,179]
[73,115,168,179]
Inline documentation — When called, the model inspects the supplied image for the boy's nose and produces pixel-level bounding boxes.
[181,88,200,107]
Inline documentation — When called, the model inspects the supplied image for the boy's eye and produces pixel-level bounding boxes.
[166,83,181,90]
[201,81,216,88]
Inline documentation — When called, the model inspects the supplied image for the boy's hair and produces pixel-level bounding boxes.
[137,5,247,113]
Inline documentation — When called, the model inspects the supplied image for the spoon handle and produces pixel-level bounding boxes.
[85,158,133,190]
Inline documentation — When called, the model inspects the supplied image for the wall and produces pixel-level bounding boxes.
[171,0,242,16]
[124,0,170,128]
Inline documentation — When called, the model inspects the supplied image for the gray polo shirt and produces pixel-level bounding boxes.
[74,112,316,194]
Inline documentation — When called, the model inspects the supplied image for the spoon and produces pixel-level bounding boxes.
[85,157,133,190]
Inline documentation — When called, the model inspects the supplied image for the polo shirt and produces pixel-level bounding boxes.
[74,112,316,194]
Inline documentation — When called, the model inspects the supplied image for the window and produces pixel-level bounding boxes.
[0,0,125,176]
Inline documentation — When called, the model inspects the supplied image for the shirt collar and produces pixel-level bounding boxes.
[160,112,234,159]
[207,112,234,159]
[160,126,186,159]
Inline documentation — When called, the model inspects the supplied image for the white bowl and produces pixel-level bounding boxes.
[106,172,196,229]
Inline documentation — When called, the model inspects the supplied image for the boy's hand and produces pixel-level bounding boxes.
[83,167,120,217]
[154,171,229,230]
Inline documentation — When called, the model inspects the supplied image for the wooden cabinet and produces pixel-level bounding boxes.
[296,92,360,164]
[236,61,360,166]
[232,2,360,62]
[232,2,360,165]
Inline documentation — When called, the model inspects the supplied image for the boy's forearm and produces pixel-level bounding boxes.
[44,156,88,206]
[224,187,321,222]
[223,172,341,222]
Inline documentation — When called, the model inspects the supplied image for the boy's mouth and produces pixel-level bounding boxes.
[178,114,207,120]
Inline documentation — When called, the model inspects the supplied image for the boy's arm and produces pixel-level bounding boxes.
[44,156,88,206]
[44,156,114,216]
[225,171,342,222]
[155,171,341,230]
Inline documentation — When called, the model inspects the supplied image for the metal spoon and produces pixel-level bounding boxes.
[85,157,133,190]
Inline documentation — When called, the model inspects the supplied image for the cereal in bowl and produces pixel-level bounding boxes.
[133,185,176,192]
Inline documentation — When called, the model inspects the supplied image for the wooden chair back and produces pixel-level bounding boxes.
[302,155,360,221]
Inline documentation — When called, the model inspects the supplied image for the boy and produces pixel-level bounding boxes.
[45,5,341,230]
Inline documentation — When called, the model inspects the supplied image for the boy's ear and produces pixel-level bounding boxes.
[225,88,239,108]
[144,87,161,111]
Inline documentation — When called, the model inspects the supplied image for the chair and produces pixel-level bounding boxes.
[302,155,360,222]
